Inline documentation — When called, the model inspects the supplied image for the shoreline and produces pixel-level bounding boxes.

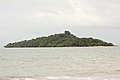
[2,46,119,49]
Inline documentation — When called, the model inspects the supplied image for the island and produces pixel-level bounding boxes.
[5,31,114,47]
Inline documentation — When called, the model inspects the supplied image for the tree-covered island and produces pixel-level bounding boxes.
[5,31,114,47]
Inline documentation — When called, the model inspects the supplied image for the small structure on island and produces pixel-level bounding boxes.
[65,31,71,35]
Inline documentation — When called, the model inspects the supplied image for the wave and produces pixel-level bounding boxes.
[10,78,37,80]
[6,77,120,80]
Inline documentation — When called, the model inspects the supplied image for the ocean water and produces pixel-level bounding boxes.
[0,47,120,80]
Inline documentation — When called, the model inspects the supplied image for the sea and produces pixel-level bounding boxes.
[0,47,120,80]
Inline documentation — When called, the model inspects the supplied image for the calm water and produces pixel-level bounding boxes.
[0,47,120,80]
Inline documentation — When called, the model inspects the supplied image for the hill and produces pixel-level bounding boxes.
[5,31,114,47]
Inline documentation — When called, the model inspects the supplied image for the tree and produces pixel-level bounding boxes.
[5,31,114,47]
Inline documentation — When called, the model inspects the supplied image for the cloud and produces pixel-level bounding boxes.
[21,0,120,29]
[1,0,120,29]
[23,0,104,29]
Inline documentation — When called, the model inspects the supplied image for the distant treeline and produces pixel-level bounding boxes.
[5,31,114,47]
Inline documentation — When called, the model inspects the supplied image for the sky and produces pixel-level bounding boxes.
[0,0,120,47]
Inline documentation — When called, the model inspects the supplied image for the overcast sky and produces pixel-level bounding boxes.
[0,0,120,47]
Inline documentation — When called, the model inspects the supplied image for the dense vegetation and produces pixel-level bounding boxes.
[5,31,114,47]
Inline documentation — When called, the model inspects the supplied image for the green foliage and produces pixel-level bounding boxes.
[4,31,114,47]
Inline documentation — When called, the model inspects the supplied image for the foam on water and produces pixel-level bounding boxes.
[7,77,120,80]
[46,76,71,79]
[45,77,120,80]
[10,78,37,80]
